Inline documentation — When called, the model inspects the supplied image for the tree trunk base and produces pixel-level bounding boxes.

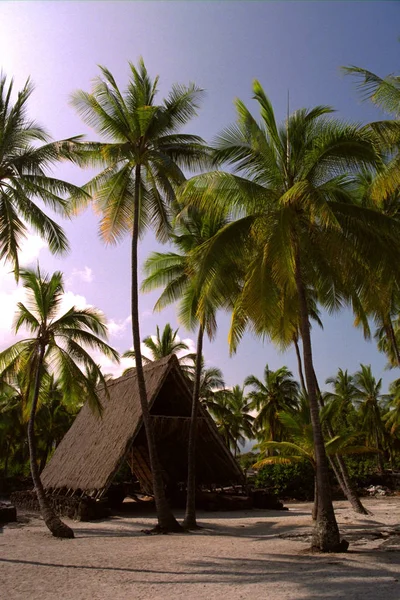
[182,519,203,531]
[311,538,349,553]
[349,500,369,516]
[311,515,345,552]
[45,516,74,539]
[142,522,185,535]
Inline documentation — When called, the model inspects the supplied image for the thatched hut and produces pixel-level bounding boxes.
[42,354,243,500]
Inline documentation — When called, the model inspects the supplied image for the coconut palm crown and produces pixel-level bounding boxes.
[0,75,85,277]
[179,81,400,551]
[71,59,210,533]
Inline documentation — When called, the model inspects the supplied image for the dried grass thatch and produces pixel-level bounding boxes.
[42,355,243,497]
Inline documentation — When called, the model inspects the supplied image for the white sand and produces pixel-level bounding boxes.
[1,498,399,600]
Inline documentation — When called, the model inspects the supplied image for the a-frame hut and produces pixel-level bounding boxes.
[42,354,243,499]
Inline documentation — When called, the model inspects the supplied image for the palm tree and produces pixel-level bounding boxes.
[353,364,386,474]
[324,369,358,432]
[343,65,400,201]
[123,323,192,368]
[245,365,299,445]
[322,369,368,515]
[0,267,119,538]
[0,75,85,277]
[71,60,209,532]
[0,378,27,478]
[180,81,397,550]
[186,359,225,406]
[141,207,231,529]
[34,374,79,473]
[254,408,377,520]
[207,385,254,456]
[384,378,400,436]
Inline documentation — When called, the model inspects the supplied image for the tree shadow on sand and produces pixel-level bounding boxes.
[1,549,399,599]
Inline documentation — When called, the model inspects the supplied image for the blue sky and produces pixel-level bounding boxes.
[0,1,399,391]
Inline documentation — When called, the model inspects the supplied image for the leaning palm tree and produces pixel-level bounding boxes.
[322,369,368,515]
[254,409,377,520]
[71,60,209,532]
[180,81,399,550]
[0,267,119,538]
[0,74,85,277]
[245,365,299,444]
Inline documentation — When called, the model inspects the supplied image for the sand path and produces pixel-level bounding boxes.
[1,498,399,599]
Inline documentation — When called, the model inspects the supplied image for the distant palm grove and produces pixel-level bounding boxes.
[1,61,400,551]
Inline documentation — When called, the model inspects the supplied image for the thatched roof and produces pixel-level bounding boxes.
[42,354,243,497]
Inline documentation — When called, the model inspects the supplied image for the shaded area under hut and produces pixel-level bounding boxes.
[40,355,244,506]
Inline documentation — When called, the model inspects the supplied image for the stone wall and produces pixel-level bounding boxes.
[10,491,110,521]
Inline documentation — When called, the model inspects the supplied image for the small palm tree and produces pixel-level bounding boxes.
[324,369,358,432]
[353,364,386,474]
[254,409,377,520]
[123,323,191,368]
[186,359,225,406]
[0,378,27,477]
[245,365,299,445]
[0,267,119,538]
[0,75,85,277]
[71,60,209,533]
[207,385,254,456]
[34,374,79,473]
[384,378,400,436]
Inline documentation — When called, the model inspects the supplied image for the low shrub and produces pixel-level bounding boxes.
[254,461,315,500]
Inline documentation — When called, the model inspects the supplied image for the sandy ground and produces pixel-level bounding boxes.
[1,498,399,600]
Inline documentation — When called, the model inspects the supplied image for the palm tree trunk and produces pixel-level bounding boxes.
[131,165,181,533]
[294,251,343,552]
[39,440,51,474]
[293,334,307,395]
[28,344,73,538]
[312,475,318,520]
[375,430,385,475]
[313,370,368,515]
[4,440,10,478]
[183,325,204,530]
[385,318,400,367]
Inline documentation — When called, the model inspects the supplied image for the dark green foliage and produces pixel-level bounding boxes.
[255,461,315,500]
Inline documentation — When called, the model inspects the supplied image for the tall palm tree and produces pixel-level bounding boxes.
[245,364,299,444]
[353,364,386,474]
[0,267,119,538]
[71,60,209,532]
[0,75,85,277]
[180,81,398,550]
[141,207,231,529]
